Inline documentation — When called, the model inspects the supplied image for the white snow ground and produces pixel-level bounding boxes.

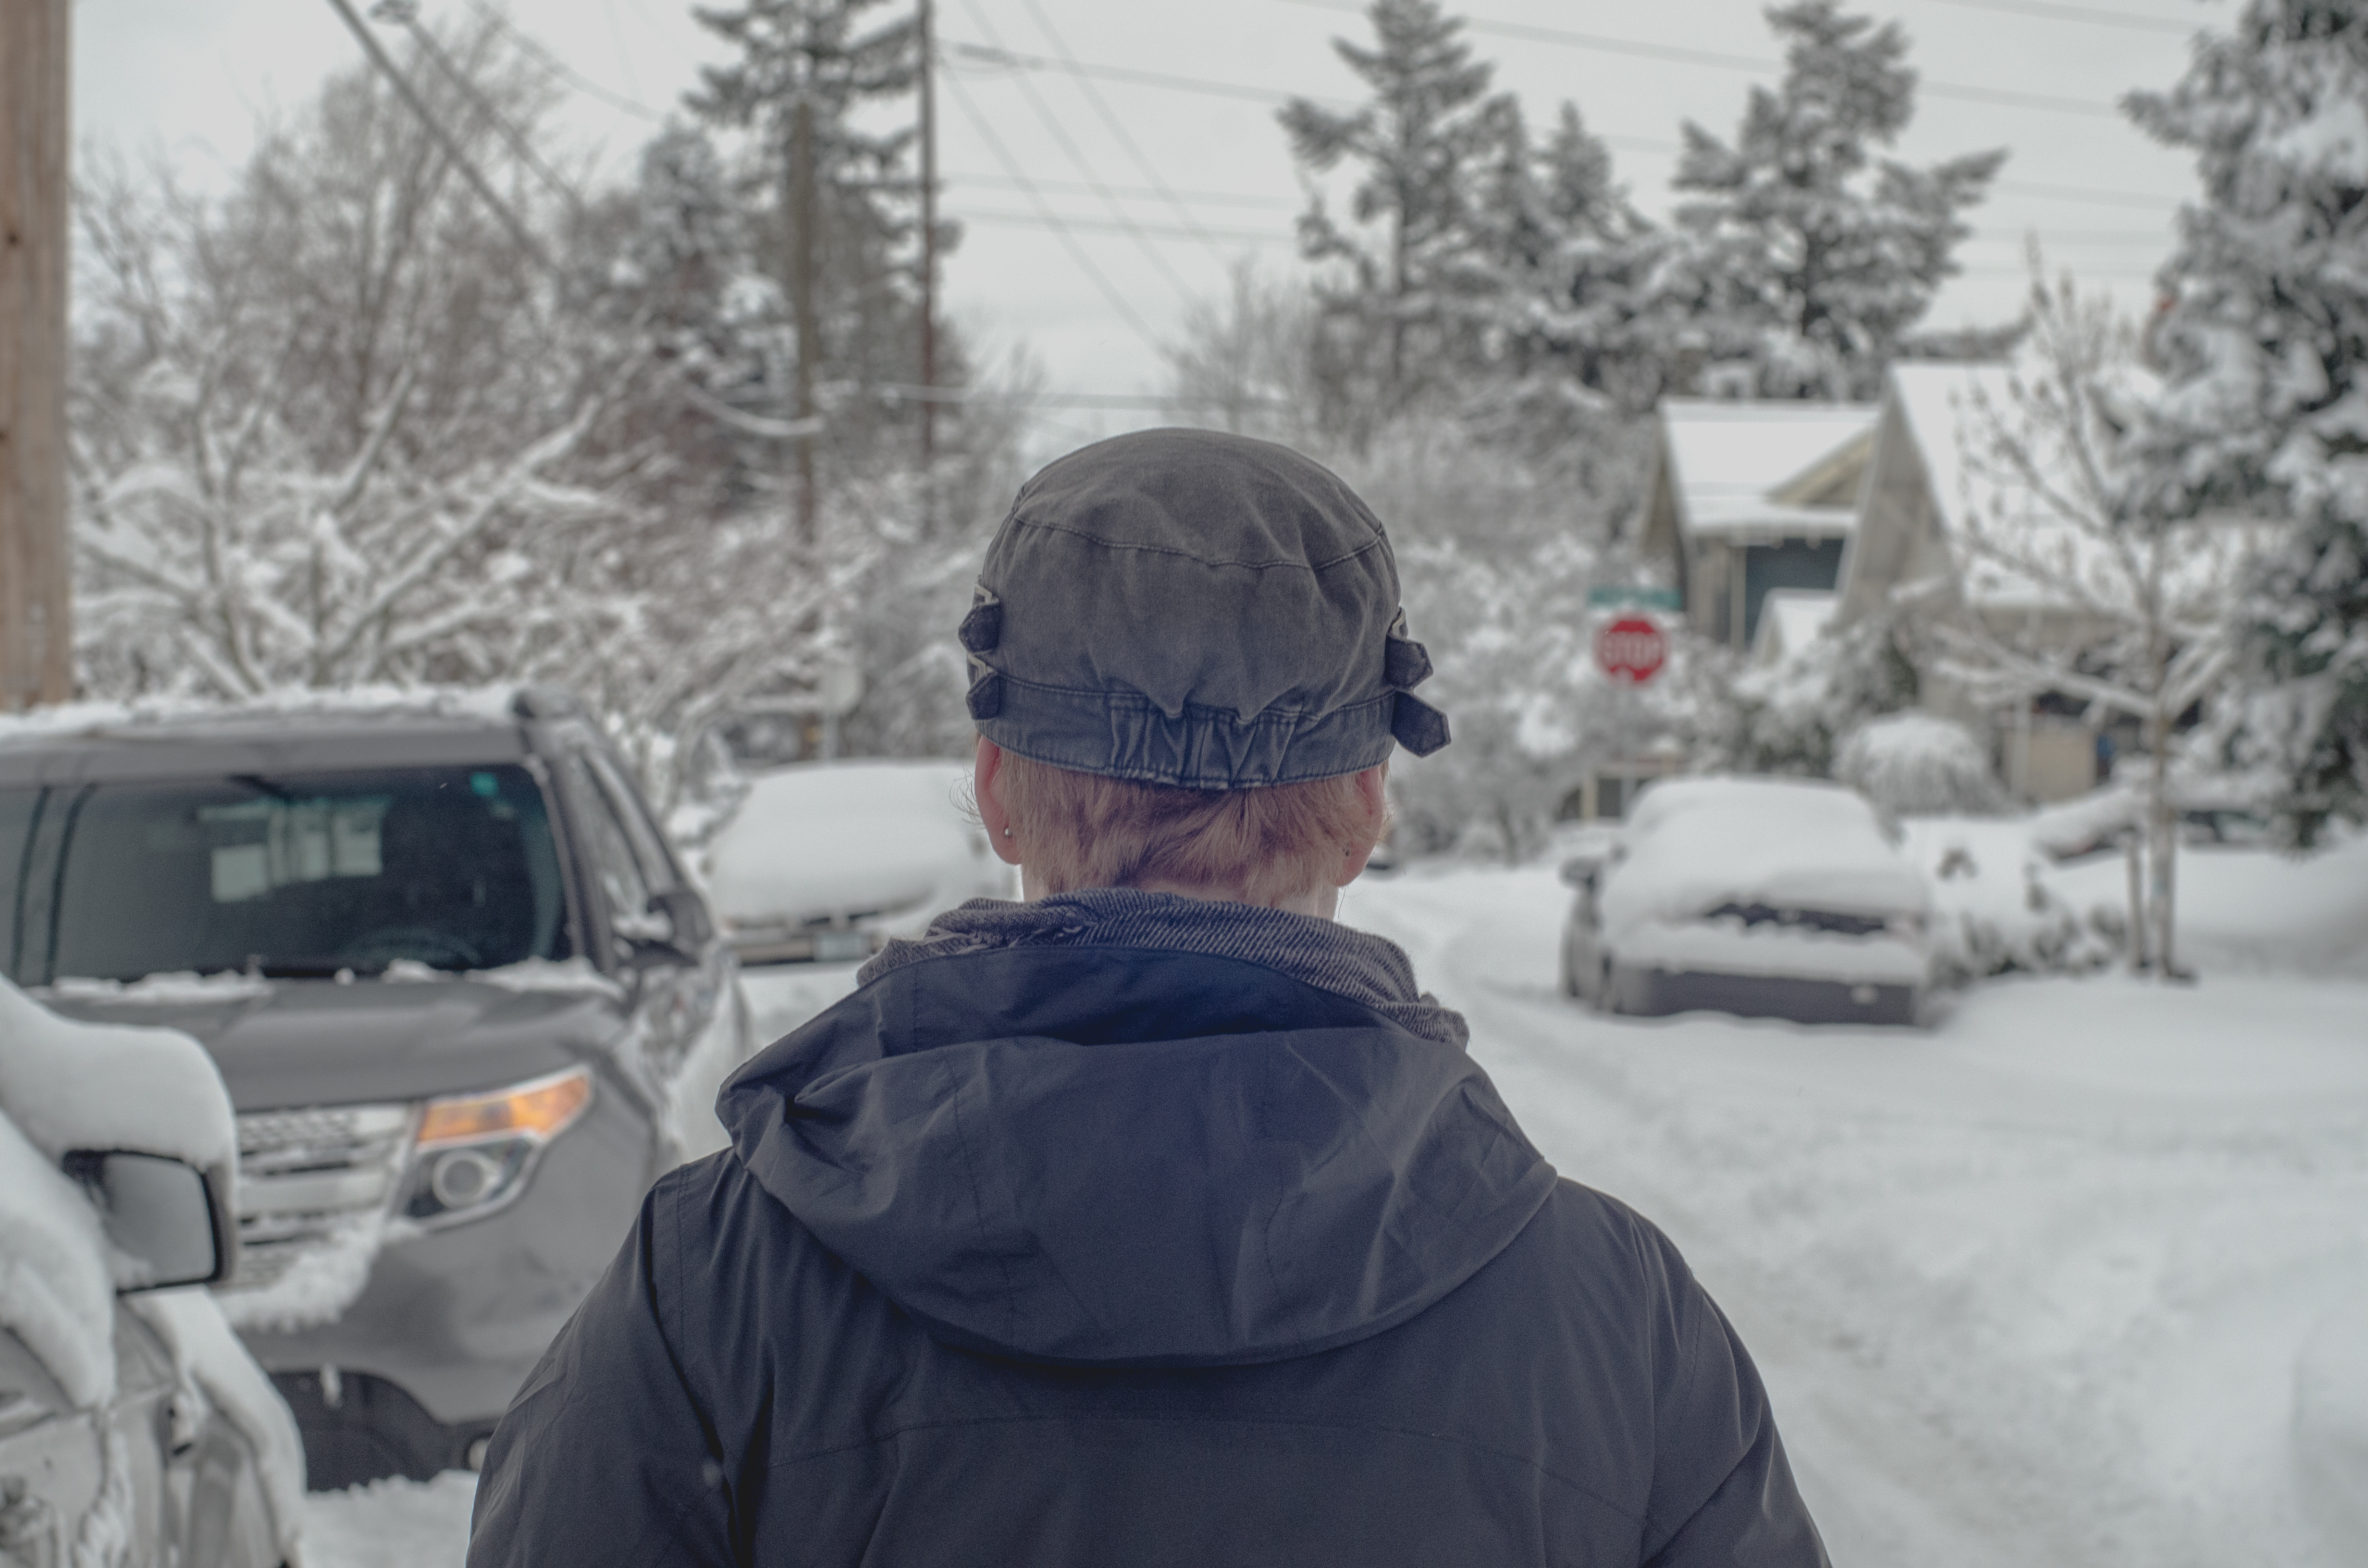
[301,864,2367,1567]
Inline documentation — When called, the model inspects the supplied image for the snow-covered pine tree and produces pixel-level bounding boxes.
[1667,0,2004,401]
[1278,0,1515,436]
[2126,0,2368,848]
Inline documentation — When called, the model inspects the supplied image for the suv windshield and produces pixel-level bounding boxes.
[1,765,571,983]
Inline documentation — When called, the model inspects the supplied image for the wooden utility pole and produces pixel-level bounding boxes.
[789,97,819,550]
[0,0,75,709]
[917,0,937,470]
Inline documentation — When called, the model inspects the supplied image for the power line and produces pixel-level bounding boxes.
[1276,0,2125,118]
[1921,0,2198,34]
[1014,0,1232,262]
[942,38,2171,193]
[939,68,1165,348]
[948,170,1302,210]
[460,0,667,122]
[379,3,583,214]
[318,0,550,268]
[956,0,1198,302]
[956,208,1291,245]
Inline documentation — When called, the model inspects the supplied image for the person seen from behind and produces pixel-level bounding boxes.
[467,429,1829,1567]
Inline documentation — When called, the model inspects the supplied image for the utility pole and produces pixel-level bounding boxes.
[789,97,820,550]
[917,0,937,474]
[0,0,74,709]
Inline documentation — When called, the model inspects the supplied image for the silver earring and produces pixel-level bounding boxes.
[1002,827,1013,838]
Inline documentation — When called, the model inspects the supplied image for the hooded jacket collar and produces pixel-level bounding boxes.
[719,910,1555,1369]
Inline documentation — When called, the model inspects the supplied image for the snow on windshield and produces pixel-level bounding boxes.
[1601,776,1928,940]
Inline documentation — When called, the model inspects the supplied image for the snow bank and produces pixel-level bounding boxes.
[1834,711,2003,817]
[302,1470,476,1564]
[0,978,236,1176]
[0,1108,115,1408]
[2294,1289,2368,1548]
[702,760,1011,936]
[131,1288,308,1549]
[2053,833,2368,979]
[1601,777,1927,940]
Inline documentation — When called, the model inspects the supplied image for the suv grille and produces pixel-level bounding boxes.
[225,1104,416,1290]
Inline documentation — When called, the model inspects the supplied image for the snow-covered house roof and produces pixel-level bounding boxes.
[1751,589,1838,668]
[1640,400,1880,554]
[1835,362,2257,631]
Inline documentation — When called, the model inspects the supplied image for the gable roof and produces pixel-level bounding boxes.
[1657,399,1879,543]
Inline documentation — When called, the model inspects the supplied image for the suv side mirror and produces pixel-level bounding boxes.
[646,887,713,949]
[63,1152,226,1291]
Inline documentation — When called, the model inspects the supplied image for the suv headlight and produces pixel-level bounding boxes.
[403,1065,593,1226]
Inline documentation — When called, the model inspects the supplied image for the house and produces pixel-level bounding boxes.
[1833,362,2263,803]
[1633,399,1879,650]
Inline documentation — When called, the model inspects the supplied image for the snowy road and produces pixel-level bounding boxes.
[303,868,2368,1567]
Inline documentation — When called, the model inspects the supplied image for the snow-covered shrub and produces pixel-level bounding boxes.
[1715,612,1922,778]
[1835,711,2004,817]
[1897,817,2115,983]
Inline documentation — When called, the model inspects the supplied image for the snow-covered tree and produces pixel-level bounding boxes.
[1159,260,1328,448]
[1279,0,1516,433]
[65,29,907,812]
[2125,0,2368,849]
[1718,610,1923,777]
[1937,271,2265,977]
[1667,0,2005,401]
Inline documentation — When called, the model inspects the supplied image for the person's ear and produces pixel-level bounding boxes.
[1331,764,1389,888]
[975,736,1024,867]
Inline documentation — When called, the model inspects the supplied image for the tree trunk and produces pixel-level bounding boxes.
[2123,825,2147,974]
[790,96,819,551]
[2145,703,2180,981]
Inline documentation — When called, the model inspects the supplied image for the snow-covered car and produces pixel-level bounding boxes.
[1558,777,1932,1026]
[701,760,1014,964]
[0,979,306,1568]
[0,687,753,1490]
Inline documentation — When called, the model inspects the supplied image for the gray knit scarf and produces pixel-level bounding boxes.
[858,888,1469,1049]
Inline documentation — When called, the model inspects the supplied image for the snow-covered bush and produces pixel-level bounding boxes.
[1897,818,2115,983]
[1835,710,2004,817]
[1715,612,1921,778]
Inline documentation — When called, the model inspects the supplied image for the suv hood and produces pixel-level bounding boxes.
[38,978,623,1110]
[718,945,1556,1369]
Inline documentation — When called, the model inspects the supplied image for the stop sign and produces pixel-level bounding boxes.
[1595,615,1666,685]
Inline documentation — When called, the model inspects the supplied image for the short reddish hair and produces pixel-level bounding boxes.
[996,752,1385,906]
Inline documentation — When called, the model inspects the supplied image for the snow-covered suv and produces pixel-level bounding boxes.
[0,687,752,1489]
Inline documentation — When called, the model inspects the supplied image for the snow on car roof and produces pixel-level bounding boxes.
[0,684,536,749]
[1602,777,1928,936]
[702,760,996,930]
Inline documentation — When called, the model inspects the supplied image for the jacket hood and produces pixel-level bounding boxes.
[717,943,1555,1367]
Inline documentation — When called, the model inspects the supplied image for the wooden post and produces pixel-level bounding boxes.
[0,0,75,709]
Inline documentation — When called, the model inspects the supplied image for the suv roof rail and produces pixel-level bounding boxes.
[510,686,587,723]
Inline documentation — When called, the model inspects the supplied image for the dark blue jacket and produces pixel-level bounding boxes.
[468,942,1826,1566]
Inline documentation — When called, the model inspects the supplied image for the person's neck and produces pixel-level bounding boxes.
[1025,873,1338,921]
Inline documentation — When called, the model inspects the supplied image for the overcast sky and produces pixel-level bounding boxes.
[71,0,2216,451]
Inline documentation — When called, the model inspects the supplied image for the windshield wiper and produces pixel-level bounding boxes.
[247,956,388,979]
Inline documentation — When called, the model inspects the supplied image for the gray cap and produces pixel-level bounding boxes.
[961,428,1450,789]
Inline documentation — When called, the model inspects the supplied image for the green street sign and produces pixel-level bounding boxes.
[1587,586,1682,611]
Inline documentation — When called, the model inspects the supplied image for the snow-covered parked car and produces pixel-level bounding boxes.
[1558,777,1932,1026]
[0,979,306,1568]
[701,760,1013,965]
[0,687,753,1491]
